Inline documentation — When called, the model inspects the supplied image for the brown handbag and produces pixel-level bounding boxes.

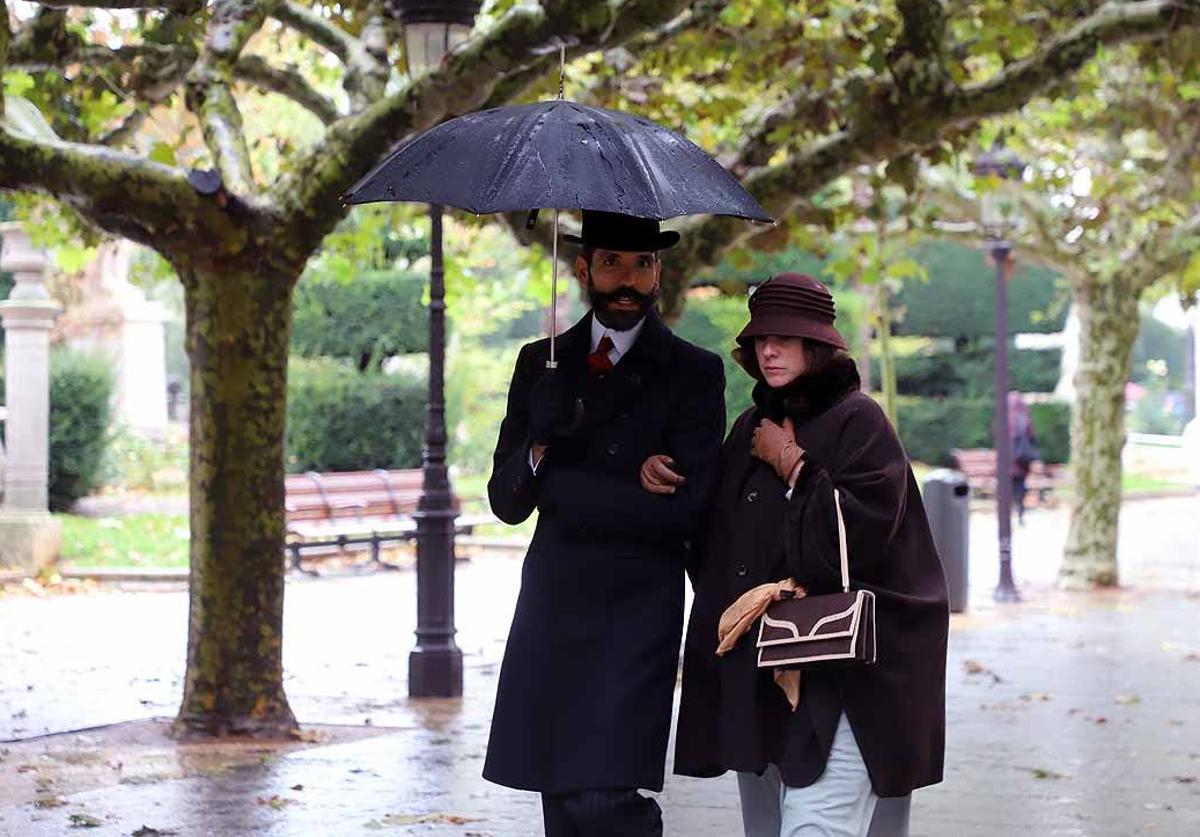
[756,488,877,669]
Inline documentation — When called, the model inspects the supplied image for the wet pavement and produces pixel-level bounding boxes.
[1,496,1198,835]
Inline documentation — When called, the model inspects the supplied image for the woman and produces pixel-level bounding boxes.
[1009,390,1040,525]
[650,273,948,836]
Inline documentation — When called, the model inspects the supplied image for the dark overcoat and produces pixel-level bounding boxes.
[674,369,949,798]
[483,311,726,794]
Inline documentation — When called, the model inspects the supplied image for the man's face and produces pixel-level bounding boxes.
[576,248,661,331]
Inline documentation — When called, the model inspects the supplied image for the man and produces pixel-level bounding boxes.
[483,211,727,835]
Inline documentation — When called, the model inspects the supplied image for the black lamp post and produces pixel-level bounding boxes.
[972,143,1025,603]
[391,0,481,698]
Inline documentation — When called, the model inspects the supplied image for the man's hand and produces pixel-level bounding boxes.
[751,417,805,486]
[528,370,583,445]
[640,454,686,495]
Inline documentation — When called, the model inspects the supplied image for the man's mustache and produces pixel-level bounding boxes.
[591,287,656,307]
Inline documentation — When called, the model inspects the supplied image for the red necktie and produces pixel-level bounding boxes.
[588,335,615,375]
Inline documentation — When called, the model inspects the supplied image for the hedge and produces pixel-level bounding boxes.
[871,345,1062,398]
[291,268,428,371]
[895,396,1069,466]
[286,358,427,473]
[0,350,114,511]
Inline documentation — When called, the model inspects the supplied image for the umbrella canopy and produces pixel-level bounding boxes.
[341,100,771,223]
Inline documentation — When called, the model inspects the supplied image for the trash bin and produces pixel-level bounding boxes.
[923,469,970,613]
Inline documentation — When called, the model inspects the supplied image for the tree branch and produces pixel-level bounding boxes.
[274,0,691,249]
[947,0,1200,122]
[0,130,234,249]
[270,0,356,62]
[654,0,1200,314]
[34,0,202,11]
[234,55,339,125]
[185,0,271,195]
[270,0,387,107]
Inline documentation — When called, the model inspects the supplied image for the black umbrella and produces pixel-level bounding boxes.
[342,99,771,223]
[342,79,771,364]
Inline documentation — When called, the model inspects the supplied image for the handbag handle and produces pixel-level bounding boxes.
[834,488,849,593]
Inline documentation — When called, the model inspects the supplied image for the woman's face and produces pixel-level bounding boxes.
[755,336,808,388]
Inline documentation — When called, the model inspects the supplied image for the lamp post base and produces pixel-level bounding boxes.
[408,646,463,698]
[993,583,1023,603]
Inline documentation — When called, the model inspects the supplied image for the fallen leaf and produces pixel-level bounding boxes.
[1028,767,1066,780]
[1020,692,1053,702]
[34,795,67,809]
[68,813,103,828]
[1185,653,1200,663]
[962,659,1003,683]
[365,813,484,827]
[1172,775,1197,784]
[1115,694,1142,706]
[256,795,295,810]
[290,784,304,791]
[131,828,179,836]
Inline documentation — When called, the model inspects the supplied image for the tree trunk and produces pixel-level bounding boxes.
[1059,276,1141,590]
[874,279,899,429]
[173,262,299,737]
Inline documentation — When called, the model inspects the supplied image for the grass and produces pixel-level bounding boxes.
[57,513,189,569]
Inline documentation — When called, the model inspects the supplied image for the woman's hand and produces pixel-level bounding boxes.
[751,417,805,486]
[640,454,686,495]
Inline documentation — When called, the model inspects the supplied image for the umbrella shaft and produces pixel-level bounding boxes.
[548,208,559,369]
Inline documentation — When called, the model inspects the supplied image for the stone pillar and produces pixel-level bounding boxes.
[0,222,63,570]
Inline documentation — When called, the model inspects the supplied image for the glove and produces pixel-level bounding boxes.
[751,417,805,485]
[528,370,584,445]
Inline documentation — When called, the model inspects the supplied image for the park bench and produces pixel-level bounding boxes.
[950,448,1064,506]
[284,469,497,574]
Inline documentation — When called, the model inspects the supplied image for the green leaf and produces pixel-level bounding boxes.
[149,142,178,167]
[3,71,36,99]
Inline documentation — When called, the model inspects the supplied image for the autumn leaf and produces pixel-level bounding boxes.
[68,813,103,828]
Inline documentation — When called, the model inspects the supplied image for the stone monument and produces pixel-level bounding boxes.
[0,221,63,570]
[59,239,169,436]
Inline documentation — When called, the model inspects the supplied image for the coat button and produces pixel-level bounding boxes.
[736,564,748,577]
[630,373,642,385]
[746,489,759,503]
[607,443,619,456]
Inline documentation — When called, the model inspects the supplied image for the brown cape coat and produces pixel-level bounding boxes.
[674,371,948,797]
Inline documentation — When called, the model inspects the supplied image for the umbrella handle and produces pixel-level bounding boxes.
[547,207,559,370]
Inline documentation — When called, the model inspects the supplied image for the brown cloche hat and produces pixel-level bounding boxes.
[735,272,847,350]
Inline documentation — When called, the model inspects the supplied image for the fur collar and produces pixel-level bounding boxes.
[751,353,861,423]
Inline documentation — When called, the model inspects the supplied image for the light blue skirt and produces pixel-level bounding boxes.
[737,714,911,837]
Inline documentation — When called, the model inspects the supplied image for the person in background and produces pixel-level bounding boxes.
[1009,390,1040,525]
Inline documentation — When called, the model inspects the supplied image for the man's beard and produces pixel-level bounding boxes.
[587,278,659,332]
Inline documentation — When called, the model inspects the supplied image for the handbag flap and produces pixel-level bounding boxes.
[756,591,868,647]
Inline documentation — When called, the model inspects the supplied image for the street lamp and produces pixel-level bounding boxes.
[972,143,1025,603]
[390,0,481,698]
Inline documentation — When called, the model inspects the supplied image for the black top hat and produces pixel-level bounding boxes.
[564,211,680,251]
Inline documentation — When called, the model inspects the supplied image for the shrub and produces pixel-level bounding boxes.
[286,358,427,473]
[872,345,1062,398]
[291,268,428,371]
[2,351,117,510]
[895,396,1070,466]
